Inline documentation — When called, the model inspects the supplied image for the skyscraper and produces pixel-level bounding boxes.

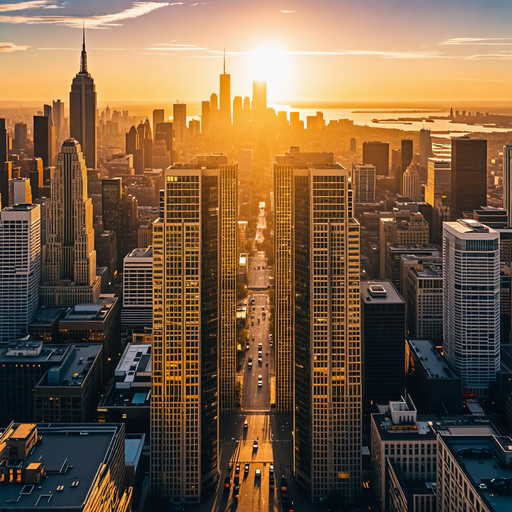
[274,150,361,502]
[443,219,500,396]
[151,156,237,501]
[399,139,413,194]
[152,109,165,135]
[33,115,55,167]
[219,59,231,127]
[363,141,389,176]
[503,145,512,223]
[352,164,376,203]
[419,129,433,179]
[173,103,187,144]
[0,119,10,204]
[201,101,210,134]
[40,139,101,306]
[70,27,97,169]
[403,163,422,201]
[13,122,28,153]
[232,96,243,126]
[0,204,41,343]
[252,80,267,123]
[210,93,218,128]
[52,99,64,139]
[451,137,487,221]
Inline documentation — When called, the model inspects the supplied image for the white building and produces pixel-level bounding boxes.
[352,164,376,203]
[0,204,41,342]
[503,145,512,224]
[122,247,153,333]
[403,164,422,202]
[443,219,500,396]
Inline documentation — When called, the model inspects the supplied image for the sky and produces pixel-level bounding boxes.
[1,0,512,103]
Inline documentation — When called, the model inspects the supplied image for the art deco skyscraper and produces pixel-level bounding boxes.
[39,139,101,306]
[151,156,237,502]
[274,149,362,503]
[70,27,97,169]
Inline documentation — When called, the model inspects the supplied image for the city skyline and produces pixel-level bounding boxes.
[1,0,512,102]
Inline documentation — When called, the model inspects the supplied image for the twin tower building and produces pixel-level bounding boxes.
[151,149,361,504]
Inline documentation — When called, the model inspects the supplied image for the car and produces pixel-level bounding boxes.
[224,476,230,488]
[258,343,262,350]
[288,500,295,512]
[253,440,258,449]
[248,356,253,369]
[244,420,248,429]
[252,334,255,339]
[72,373,80,379]
[246,343,250,350]
[244,463,249,473]
[234,476,239,486]
[251,313,254,319]
[281,475,288,487]
[235,464,240,475]
[228,462,233,471]
[269,475,275,488]
[258,375,262,387]
[234,484,240,499]
[255,469,261,478]
[258,317,260,323]
[262,305,265,310]
[258,265,260,270]
[253,306,256,311]
[269,464,274,475]
[258,355,263,364]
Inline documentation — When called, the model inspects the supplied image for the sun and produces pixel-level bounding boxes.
[249,46,291,99]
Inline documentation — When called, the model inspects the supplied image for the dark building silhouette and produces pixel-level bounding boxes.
[363,141,389,176]
[451,136,487,220]
[152,109,164,135]
[155,122,173,162]
[201,100,210,134]
[0,119,10,204]
[70,27,97,169]
[14,122,28,153]
[126,125,144,174]
[52,99,64,139]
[33,115,56,167]
[361,281,405,430]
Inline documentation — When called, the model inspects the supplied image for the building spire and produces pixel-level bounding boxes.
[80,20,88,74]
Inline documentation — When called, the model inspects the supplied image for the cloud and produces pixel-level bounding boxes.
[281,11,295,13]
[0,42,30,52]
[465,53,512,60]
[441,37,512,46]
[145,46,208,51]
[0,2,171,28]
[139,52,177,56]
[0,1,63,12]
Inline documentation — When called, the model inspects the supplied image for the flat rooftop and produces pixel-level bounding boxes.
[1,424,123,509]
[409,264,443,280]
[125,247,153,259]
[407,339,457,379]
[0,343,69,364]
[372,412,436,441]
[61,296,117,323]
[29,307,69,325]
[361,280,404,304]
[387,243,440,252]
[443,436,512,512]
[115,343,151,385]
[446,219,497,235]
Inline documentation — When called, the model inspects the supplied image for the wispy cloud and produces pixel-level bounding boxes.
[139,52,177,56]
[281,11,295,13]
[206,49,445,59]
[466,53,512,60]
[0,42,30,52]
[0,1,63,12]
[441,37,512,46]
[144,46,207,51]
[0,2,171,28]
[433,77,504,82]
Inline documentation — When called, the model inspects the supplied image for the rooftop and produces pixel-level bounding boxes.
[0,342,69,364]
[387,243,440,253]
[61,296,118,323]
[125,247,153,259]
[361,280,404,304]
[0,423,124,509]
[115,343,151,387]
[407,339,457,379]
[443,436,512,512]
[446,219,497,235]
[409,263,443,280]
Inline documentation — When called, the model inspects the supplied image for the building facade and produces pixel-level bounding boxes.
[443,219,500,396]
[352,164,376,203]
[151,158,237,501]
[0,204,41,343]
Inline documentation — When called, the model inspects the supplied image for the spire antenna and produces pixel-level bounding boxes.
[80,19,88,74]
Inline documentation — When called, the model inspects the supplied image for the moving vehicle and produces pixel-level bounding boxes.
[253,440,258,449]
[258,355,262,364]
[224,476,230,489]
[258,317,260,323]
[244,463,249,473]
[269,464,274,476]
[235,464,240,474]
[246,343,250,350]
[258,375,262,387]
[258,343,262,350]
[244,420,248,429]
[248,355,253,369]
[255,469,261,478]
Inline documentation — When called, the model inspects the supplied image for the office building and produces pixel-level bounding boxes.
[8,177,32,205]
[406,339,462,415]
[173,103,187,144]
[152,109,165,135]
[239,149,253,175]
[443,219,500,396]
[122,248,153,336]
[402,163,422,202]
[405,263,443,344]
[52,99,64,139]
[0,204,41,343]
[151,157,237,501]
[95,229,117,282]
[233,96,243,126]
[70,27,97,169]
[0,422,131,512]
[210,93,218,127]
[350,137,356,153]
[503,145,512,223]
[370,397,437,512]
[352,164,376,203]
[40,139,101,306]
[155,122,173,159]
[361,281,405,428]
[451,137,487,221]
[419,129,433,179]
[472,207,508,229]
[252,80,267,122]
[201,100,210,134]
[425,158,451,207]
[219,62,231,127]
[33,115,56,167]
[274,150,361,502]
[401,139,413,175]
[14,122,28,153]
[363,141,389,176]
[97,342,151,436]
[437,435,512,512]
